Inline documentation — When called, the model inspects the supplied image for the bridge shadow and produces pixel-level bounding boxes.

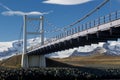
[46,58,75,67]
[46,57,103,69]
[46,57,106,74]
[46,58,120,79]
[0,57,120,79]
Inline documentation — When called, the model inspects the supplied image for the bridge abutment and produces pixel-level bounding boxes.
[22,54,46,68]
[28,55,46,68]
[39,55,46,67]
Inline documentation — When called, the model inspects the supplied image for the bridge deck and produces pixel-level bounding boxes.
[27,11,120,55]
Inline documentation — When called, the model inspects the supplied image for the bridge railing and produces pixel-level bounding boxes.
[53,10,120,41]
[27,10,120,52]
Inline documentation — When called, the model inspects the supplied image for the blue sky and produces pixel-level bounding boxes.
[0,0,120,42]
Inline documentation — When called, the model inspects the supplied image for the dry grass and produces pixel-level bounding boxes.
[50,55,120,68]
[0,54,120,68]
[0,55,21,68]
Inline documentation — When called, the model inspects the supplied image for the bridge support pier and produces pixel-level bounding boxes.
[21,54,28,68]
[28,55,46,68]
[39,55,46,67]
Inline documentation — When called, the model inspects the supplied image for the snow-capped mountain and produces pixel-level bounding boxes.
[0,38,41,60]
[46,41,120,58]
[69,47,106,57]
[0,37,120,60]
[103,41,120,56]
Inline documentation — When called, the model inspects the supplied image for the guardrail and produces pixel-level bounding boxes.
[27,11,120,52]
[54,11,120,40]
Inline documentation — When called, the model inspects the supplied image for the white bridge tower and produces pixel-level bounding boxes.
[21,15,46,68]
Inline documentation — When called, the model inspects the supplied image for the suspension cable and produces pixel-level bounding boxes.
[45,0,110,33]
[18,24,23,42]
[109,0,111,13]
[69,0,109,26]
[44,18,62,33]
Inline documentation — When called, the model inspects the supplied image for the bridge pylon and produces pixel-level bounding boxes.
[21,15,46,68]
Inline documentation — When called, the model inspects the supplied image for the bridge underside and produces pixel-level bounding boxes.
[28,26,120,55]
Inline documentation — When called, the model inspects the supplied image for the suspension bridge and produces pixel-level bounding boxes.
[21,0,120,68]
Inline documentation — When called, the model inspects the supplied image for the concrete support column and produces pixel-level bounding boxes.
[40,16,44,45]
[39,55,46,67]
[39,16,46,68]
[21,15,28,68]
[28,55,46,68]
[21,54,28,68]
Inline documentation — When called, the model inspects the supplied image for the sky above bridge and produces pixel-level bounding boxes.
[0,0,120,42]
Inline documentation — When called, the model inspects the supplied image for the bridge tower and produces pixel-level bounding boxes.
[21,15,46,68]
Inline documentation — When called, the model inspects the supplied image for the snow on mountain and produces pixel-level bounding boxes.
[0,38,40,60]
[0,42,12,52]
[46,48,77,58]
[0,37,120,60]
[70,47,106,57]
[103,41,120,56]
[46,41,120,58]
[48,43,106,58]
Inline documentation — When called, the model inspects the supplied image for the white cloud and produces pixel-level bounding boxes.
[0,2,12,11]
[0,2,52,16]
[1,11,52,16]
[42,0,92,5]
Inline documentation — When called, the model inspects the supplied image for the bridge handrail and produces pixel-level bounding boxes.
[48,11,120,42]
[27,10,120,52]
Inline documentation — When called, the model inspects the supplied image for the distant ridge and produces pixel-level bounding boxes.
[70,47,106,57]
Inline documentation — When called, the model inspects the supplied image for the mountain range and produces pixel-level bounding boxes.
[0,38,120,60]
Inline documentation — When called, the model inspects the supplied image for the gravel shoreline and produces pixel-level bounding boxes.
[0,67,120,80]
